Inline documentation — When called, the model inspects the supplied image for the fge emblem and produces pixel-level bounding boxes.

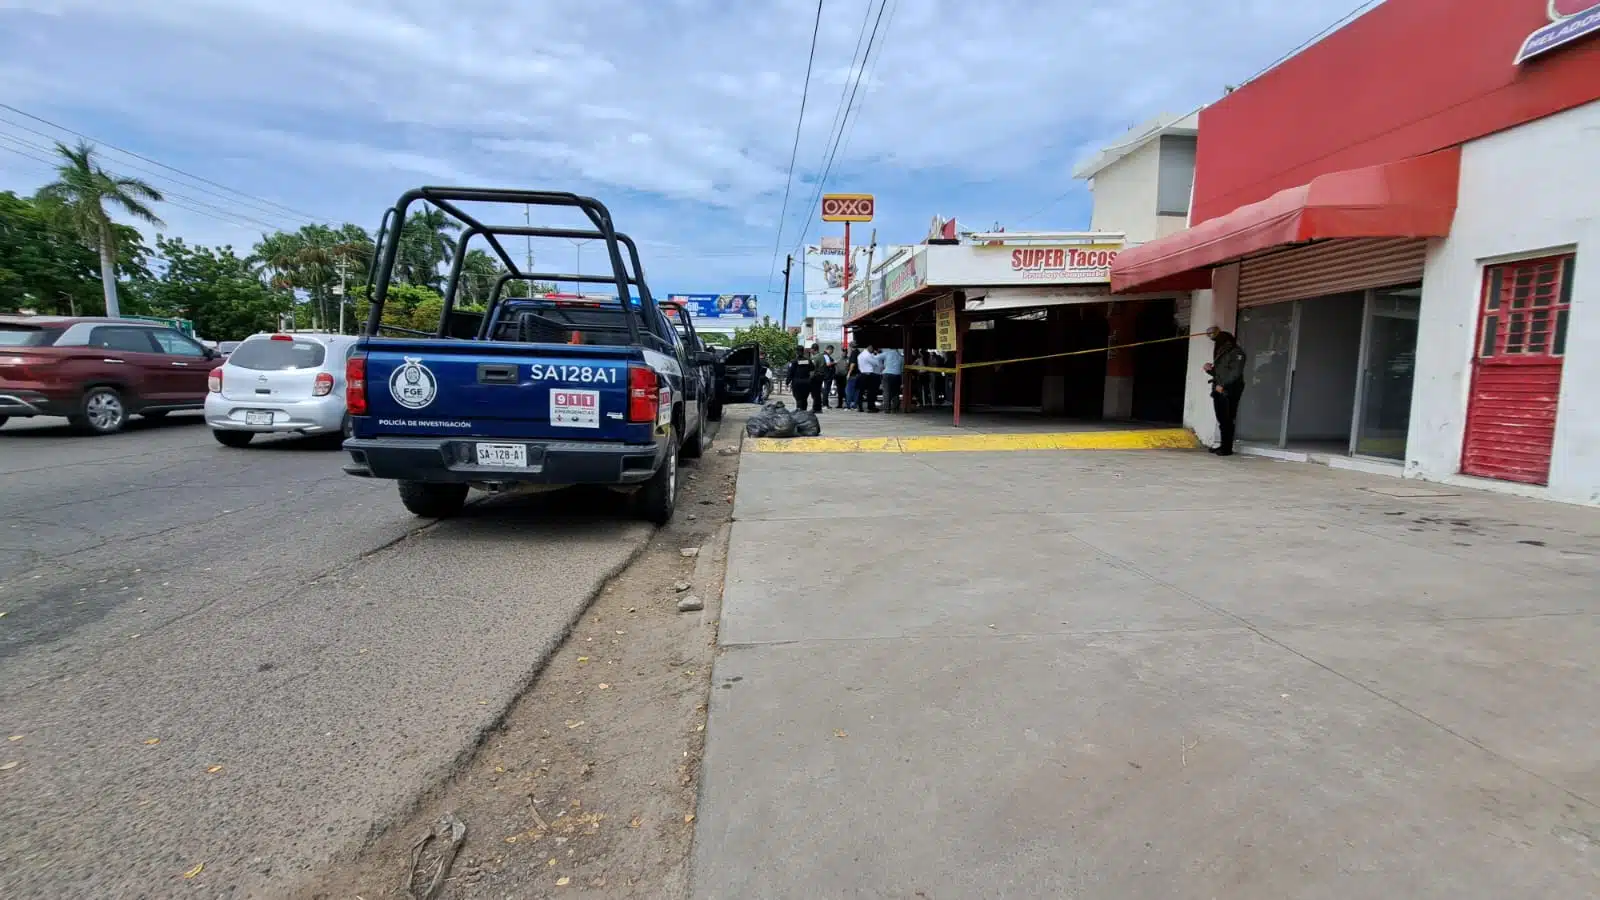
[389,356,438,409]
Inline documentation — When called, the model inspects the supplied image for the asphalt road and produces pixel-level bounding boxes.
[0,412,658,898]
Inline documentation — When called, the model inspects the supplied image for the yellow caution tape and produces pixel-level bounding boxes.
[903,330,1212,374]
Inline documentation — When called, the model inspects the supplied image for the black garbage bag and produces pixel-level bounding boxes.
[766,409,797,438]
[745,413,777,437]
[763,400,788,413]
[792,410,821,437]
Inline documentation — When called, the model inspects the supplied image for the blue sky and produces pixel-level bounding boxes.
[0,0,1374,323]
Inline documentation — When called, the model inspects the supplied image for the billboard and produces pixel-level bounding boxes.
[662,294,758,320]
[803,244,873,320]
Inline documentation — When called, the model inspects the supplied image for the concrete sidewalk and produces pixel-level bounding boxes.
[693,443,1600,898]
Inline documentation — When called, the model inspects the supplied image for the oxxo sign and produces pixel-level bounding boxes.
[821,193,874,222]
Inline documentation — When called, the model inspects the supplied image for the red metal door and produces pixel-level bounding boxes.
[1461,254,1574,485]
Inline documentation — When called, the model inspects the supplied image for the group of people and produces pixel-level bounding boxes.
[781,329,1248,455]
[785,344,960,415]
[784,343,905,414]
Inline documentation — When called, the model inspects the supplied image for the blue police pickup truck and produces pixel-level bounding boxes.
[340,188,764,523]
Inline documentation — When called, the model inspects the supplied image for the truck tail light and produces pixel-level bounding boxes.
[346,353,367,414]
[312,371,335,397]
[207,367,222,393]
[627,365,658,423]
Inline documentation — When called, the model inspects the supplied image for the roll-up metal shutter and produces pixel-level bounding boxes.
[1238,238,1428,308]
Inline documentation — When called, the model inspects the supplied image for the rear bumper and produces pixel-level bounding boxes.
[342,436,667,486]
[205,394,346,433]
[0,389,62,418]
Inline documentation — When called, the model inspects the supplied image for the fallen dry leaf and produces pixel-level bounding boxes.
[556,876,571,886]
[597,683,610,690]
[577,656,590,663]
[8,735,21,742]
[182,863,204,879]
[566,721,585,729]
[143,738,160,746]
[0,761,19,771]
[547,858,557,867]
[629,817,642,828]
[504,836,518,844]
[834,730,848,739]
[206,766,223,774]
[683,813,695,824]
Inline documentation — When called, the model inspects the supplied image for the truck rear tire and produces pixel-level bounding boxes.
[398,481,468,518]
[635,430,678,525]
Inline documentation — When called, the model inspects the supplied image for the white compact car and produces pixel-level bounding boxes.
[204,333,361,447]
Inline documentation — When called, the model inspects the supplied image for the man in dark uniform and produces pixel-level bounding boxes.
[787,348,822,413]
[816,345,837,407]
[1204,328,1247,456]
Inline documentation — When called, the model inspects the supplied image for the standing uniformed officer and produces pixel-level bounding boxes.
[1204,328,1247,456]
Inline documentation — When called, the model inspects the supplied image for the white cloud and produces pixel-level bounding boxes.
[0,0,1376,295]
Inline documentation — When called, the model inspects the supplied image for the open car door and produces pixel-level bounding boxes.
[717,343,764,405]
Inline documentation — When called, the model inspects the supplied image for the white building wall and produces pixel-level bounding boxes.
[1410,99,1600,506]
[1088,140,1163,245]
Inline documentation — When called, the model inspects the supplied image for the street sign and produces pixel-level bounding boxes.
[821,193,874,222]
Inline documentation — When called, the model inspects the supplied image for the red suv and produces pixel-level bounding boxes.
[0,316,225,435]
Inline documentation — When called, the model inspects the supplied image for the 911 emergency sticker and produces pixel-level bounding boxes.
[529,364,618,384]
[389,356,438,409]
[550,389,600,428]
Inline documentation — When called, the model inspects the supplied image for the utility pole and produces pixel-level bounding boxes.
[335,256,349,334]
[524,205,534,273]
[847,229,877,352]
[781,254,793,329]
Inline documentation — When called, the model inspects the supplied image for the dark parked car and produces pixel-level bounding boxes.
[0,315,224,434]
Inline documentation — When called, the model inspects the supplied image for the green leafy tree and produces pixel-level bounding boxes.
[249,224,373,331]
[732,320,799,369]
[139,236,290,339]
[350,282,445,334]
[0,191,151,315]
[35,140,164,318]
[397,207,459,290]
[459,248,503,309]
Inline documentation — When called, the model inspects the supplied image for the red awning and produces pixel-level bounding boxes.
[1110,147,1461,294]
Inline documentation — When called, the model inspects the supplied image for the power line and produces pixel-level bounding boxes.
[834,0,900,166]
[0,131,303,234]
[1015,0,1383,228]
[0,141,294,238]
[790,0,892,257]
[1240,0,1383,87]
[765,0,826,292]
[814,0,879,195]
[0,101,330,224]
[0,113,313,229]
[780,0,878,260]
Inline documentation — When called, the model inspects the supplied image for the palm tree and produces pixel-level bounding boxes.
[398,207,459,289]
[36,140,163,318]
[249,225,374,331]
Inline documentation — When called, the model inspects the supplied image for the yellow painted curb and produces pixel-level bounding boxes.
[748,428,1200,454]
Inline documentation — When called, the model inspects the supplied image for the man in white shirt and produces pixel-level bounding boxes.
[854,345,882,412]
